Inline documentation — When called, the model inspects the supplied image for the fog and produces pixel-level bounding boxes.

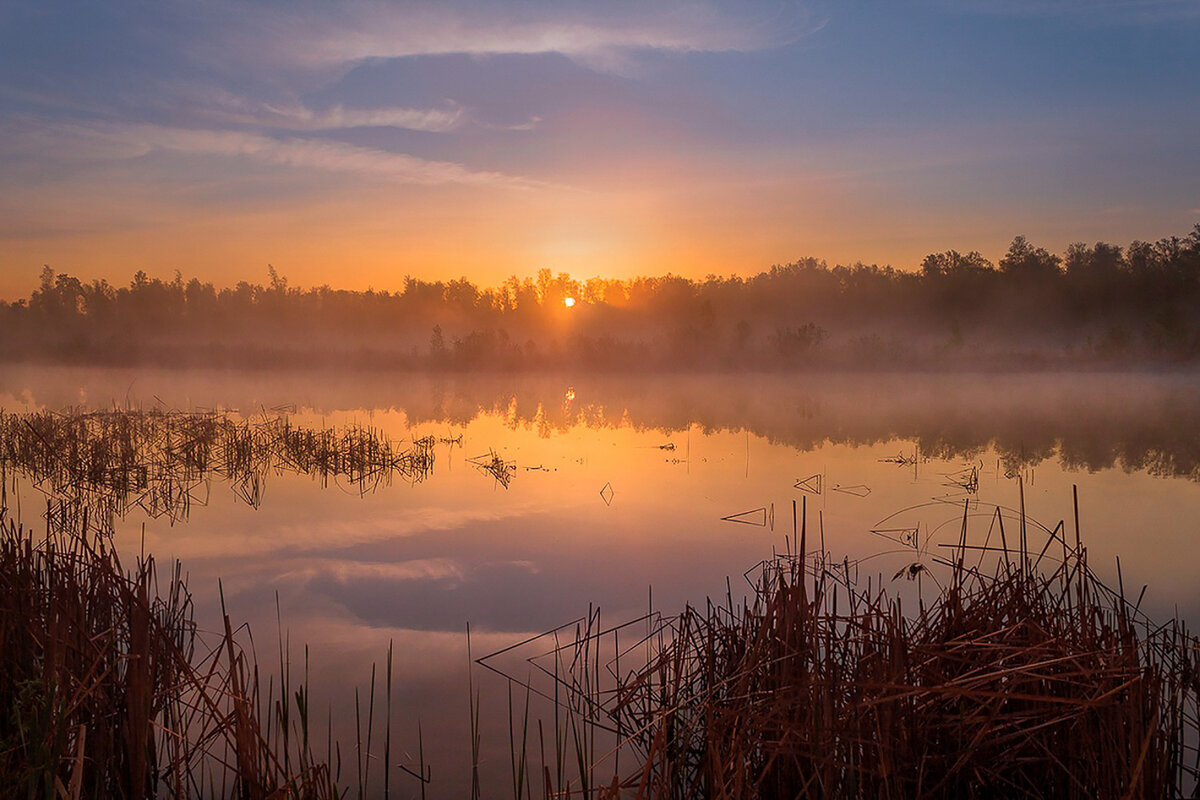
[4,227,1199,370]
[4,366,1198,481]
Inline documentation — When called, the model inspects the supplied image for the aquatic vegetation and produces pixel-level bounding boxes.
[486,497,1200,798]
[0,504,342,798]
[467,449,515,489]
[0,409,438,537]
[0,410,450,797]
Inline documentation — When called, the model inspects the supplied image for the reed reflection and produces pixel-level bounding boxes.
[7,369,1192,480]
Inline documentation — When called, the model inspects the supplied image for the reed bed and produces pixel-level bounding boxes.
[0,502,344,799]
[0,409,437,537]
[487,496,1200,799]
[468,450,516,489]
[0,408,441,798]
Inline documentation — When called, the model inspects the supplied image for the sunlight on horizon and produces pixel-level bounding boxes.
[2,4,1196,297]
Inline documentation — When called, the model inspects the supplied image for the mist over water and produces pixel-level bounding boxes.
[5,366,1199,479]
[2,366,1198,796]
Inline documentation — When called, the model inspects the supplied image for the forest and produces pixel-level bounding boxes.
[2,226,1198,370]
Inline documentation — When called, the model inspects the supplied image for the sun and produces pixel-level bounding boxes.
[563,297,577,308]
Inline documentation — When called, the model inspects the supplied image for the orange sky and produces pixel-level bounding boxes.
[2,2,1197,298]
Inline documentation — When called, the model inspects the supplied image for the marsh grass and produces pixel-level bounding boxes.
[0,409,438,538]
[467,450,515,489]
[0,500,349,798]
[0,407,449,798]
[485,494,1200,798]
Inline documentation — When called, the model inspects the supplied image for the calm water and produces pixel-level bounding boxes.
[3,367,1199,797]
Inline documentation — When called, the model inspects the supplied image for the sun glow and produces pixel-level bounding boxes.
[563,296,576,308]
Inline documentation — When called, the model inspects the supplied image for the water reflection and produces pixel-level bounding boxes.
[1,368,1198,797]
[0,408,441,537]
[3,367,1198,480]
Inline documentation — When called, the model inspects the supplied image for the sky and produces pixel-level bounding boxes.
[1,0,1198,297]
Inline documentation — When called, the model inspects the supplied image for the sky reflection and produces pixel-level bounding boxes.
[3,369,1198,795]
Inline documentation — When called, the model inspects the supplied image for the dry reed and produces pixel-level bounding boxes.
[0,501,343,798]
[0,409,437,538]
[0,409,438,799]
[485,495,1200,799]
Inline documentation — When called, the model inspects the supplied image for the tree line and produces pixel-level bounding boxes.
[2,226,1198,369]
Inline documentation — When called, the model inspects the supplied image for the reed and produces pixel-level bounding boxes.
[467,450,515,489]
[0,408,446,798]
[485,496,1200,798]
[0,409,438,538]
[0,502,342,798]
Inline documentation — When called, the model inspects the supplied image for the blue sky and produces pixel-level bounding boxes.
[1,0,1197,295]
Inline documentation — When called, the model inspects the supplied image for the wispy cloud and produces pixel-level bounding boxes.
[282,558,468,584]
[191,90,468,132]
[929,0,1200,22]
[140,83,546,136]
[488,116,543,131]
[278,557,541,586]
[11,119,541,188]
[264,103,465,132]
[135,125,538,186]
[220,1,821,73]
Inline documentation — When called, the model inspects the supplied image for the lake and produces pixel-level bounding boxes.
[3,366,1198,797]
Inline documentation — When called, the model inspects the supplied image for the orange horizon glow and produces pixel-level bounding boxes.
[4,204,1164,302]
[2,4,1196,301]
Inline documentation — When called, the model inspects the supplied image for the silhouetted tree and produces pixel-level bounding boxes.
[920,250,993,278]
[3,223,1199,368]
[1065,242,1124,281]
[999,236,1061,280]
